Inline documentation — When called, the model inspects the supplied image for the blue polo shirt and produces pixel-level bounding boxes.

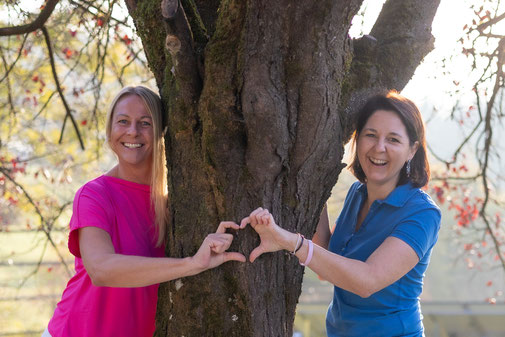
[326,182,441,337]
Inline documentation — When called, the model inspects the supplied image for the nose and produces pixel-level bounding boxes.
[126,123,140,136]
[374,138,386,152]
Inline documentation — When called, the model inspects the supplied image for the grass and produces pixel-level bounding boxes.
[0,230,72,336]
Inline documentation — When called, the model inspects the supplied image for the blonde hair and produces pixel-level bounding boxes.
[105,86,168,247]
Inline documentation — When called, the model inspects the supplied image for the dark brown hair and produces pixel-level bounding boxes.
[349,91,430,188]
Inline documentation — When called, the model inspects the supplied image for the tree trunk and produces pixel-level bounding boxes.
[124,0,441,335]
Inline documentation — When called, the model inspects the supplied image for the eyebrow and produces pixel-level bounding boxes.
[115,113,152,119]
[363,128,405,138]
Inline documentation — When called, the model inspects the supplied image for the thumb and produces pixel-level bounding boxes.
[249,245,265,263]
[223,252,246,263]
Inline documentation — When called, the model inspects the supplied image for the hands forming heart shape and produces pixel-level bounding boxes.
[191,207,296,272]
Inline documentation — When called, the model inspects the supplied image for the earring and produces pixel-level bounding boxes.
[406,159,411,178]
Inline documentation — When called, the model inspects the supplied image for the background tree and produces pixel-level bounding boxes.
[427,0,505,287]
[0,0,152,286]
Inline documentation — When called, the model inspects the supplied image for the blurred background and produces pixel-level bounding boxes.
[1,0,505,336]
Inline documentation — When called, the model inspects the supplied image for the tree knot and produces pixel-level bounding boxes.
[165,34,181,56]
[161,0,179,20]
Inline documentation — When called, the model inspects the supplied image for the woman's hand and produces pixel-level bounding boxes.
[191,221,246,273]
[240,207,297,262]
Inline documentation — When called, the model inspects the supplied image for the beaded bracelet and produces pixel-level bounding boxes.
[300,239,314,266]
[295,235,305,254]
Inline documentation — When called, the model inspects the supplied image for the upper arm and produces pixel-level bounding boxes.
[363,205,440,294]
[365,236,420,292]
[79,227,115,277]
[69,185,113,258]
[390,207,441,260]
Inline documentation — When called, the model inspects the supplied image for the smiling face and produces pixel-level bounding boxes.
[357,109,419,194]
[109,94,154,175]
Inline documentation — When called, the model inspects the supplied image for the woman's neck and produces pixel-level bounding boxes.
[365,180,397,204]
[107,164,151,185]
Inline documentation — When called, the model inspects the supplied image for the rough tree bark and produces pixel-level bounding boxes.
[123,0,441,335]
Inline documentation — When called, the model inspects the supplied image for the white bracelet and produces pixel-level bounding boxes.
[300,240,314,266]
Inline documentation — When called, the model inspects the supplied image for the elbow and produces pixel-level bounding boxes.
[84,262,109,287]
[356,288,374,299]
[89,273,107,287]
[87,268,106,287]
[353,283,381,299]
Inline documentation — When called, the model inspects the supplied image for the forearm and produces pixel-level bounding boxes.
[294,243,377,297]
[293,236,419,298]
[86,254,200,288]
[246,207,418,298]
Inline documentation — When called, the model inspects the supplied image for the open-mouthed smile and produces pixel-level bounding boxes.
[369,157,387,165]
[123,142,143,149]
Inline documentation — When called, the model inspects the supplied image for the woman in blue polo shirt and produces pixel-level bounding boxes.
[242,91,441,336]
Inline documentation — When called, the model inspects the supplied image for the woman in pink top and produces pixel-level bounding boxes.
[44,86,246,337]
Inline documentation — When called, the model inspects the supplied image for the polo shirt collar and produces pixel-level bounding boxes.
[358,182,417,208]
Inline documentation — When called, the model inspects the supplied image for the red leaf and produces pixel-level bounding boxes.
[32,75,39,82]
[123,35,132,45]
[81,120,87,126]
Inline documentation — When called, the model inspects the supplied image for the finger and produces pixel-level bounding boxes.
[252,209,268,226]
[223,252,246,263]
[249,208,264,224]
[258,210,271,225]
[210,233,234,243]
[206,235,225,249]
[209,239,231,254]
[240,207,265,228]
[240,216,250,229]
[249,245,265,263]
[260,213,271,226]
[216,221,240,234]
[211,233,235,252]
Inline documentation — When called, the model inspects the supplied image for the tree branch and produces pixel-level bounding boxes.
[341,0,441,131]
[478,37,505,270]
[0,0,60,36]
[0,34,29,84]
[477,11,505,33]
[162,0,203,102]
[41,26,85,150]
[68,0,129,26]
[370,0,441,89]
[0,166,72,276]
